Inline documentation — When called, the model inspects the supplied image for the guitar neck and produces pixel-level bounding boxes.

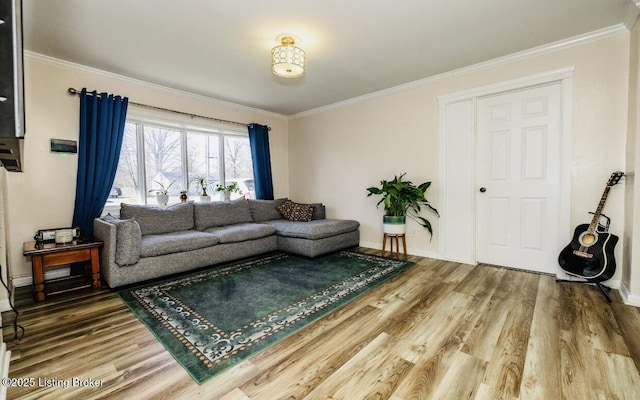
[587,185,612,233]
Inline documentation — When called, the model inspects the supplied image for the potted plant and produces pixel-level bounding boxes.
[366,173,439,238]
[191,175,211,201]
[148,180,174,208]
[215,181,241,201]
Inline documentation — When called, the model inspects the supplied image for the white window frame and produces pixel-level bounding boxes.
[107,111,251,210]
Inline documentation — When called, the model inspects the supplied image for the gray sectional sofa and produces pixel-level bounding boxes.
[93,198,360,288]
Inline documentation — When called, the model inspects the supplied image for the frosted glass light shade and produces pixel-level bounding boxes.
[271,36,305,78]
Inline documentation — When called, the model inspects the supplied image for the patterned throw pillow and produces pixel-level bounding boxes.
[277,200,314,222]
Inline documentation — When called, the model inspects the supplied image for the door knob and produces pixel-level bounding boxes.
[479,187,486,193]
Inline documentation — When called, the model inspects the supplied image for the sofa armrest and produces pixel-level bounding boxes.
[94,219,118,284]
[94,218,142,269]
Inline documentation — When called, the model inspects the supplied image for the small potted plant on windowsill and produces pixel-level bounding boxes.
[366,173,439,239]
[191,175,211,202]
[215,181,241,201]
[148,180,174,208]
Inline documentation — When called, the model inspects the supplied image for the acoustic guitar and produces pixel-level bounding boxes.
[558,171,624,282]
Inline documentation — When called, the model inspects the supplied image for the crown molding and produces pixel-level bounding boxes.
[290,24,628,120]
[24,51,288,121]
[24,22,629,123]
[625,0,640,29]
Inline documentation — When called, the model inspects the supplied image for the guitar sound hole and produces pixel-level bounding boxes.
[579,232,597,247]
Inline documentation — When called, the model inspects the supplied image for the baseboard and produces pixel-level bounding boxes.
[12,267,70,288]
[359,240,441,260]
[619,281,640,307]
[11,275,32,288]
[606,279,621,290]
[360,242,640,306]
[0,299,10,313]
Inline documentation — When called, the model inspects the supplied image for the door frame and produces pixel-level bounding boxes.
[438,67,574,271]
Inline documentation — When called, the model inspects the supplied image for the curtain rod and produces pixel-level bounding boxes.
[67,88,270,131]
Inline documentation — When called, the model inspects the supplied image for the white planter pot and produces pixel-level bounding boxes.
[200,195,211,202]
[383,216,406,234]
[156,194,169,208]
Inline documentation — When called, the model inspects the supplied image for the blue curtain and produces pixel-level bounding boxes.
[248,123,274,200]
[72,89,128,237]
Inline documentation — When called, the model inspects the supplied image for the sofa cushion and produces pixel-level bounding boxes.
[120,202,195,236]
[261,219,360,240]
[203,223,276,244]
[248,198,288,222]
[102,215,142,266]
[194,198,253,230]
[277,200,314,222]
[140,230,220,258]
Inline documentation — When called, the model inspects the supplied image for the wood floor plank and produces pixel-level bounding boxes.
[519,275,562,400]
[441,262,474,284]
[389,290,473,363]
[481,272,538,398]
[430,351,487,400]
[2,249,639,399]
[611,302,640,371]
[240,305,388,399]
[582,284,630,356]
[219,388,252,400]
[559,329,600,399]
[389,330,463,400]
[460,268,519,362]
[593,350,640,399]
[305,333,413,400]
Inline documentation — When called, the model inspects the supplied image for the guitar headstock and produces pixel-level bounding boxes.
[607,171,625,187]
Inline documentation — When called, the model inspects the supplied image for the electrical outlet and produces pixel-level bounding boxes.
[412,228,417,235]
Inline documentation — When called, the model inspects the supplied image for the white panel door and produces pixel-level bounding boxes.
[476,84,562,274]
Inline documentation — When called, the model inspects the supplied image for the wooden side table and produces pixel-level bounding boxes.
[382,233,407,257]
[23,239,103,301]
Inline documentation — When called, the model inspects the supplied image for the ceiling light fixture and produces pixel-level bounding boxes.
[271,35,305,78]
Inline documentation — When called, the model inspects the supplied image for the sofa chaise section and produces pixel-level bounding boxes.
[248,199,360,258]
[260,219,360,258]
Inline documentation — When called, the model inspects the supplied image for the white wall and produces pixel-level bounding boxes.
[2,55,289,287]
[624,19,640,304]
[288,33,631,286]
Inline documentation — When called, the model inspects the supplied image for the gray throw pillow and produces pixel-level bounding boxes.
[308,203,326,220]
[248,198,288,222]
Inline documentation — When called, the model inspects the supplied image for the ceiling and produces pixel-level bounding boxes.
[22,0,635,116]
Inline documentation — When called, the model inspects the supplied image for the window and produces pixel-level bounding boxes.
[104,117,254,214]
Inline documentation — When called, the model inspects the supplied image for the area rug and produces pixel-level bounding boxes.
[118,250,415,384]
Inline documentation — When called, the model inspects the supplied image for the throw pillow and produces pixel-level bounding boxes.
[248,198,289,222]
[277,200,314,222]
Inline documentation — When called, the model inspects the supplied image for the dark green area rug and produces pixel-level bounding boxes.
[118,250,415,384]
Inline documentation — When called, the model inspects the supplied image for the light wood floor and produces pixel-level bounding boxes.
[3,248,640,399]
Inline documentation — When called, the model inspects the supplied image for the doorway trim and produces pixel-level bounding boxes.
[437,67,574,268]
